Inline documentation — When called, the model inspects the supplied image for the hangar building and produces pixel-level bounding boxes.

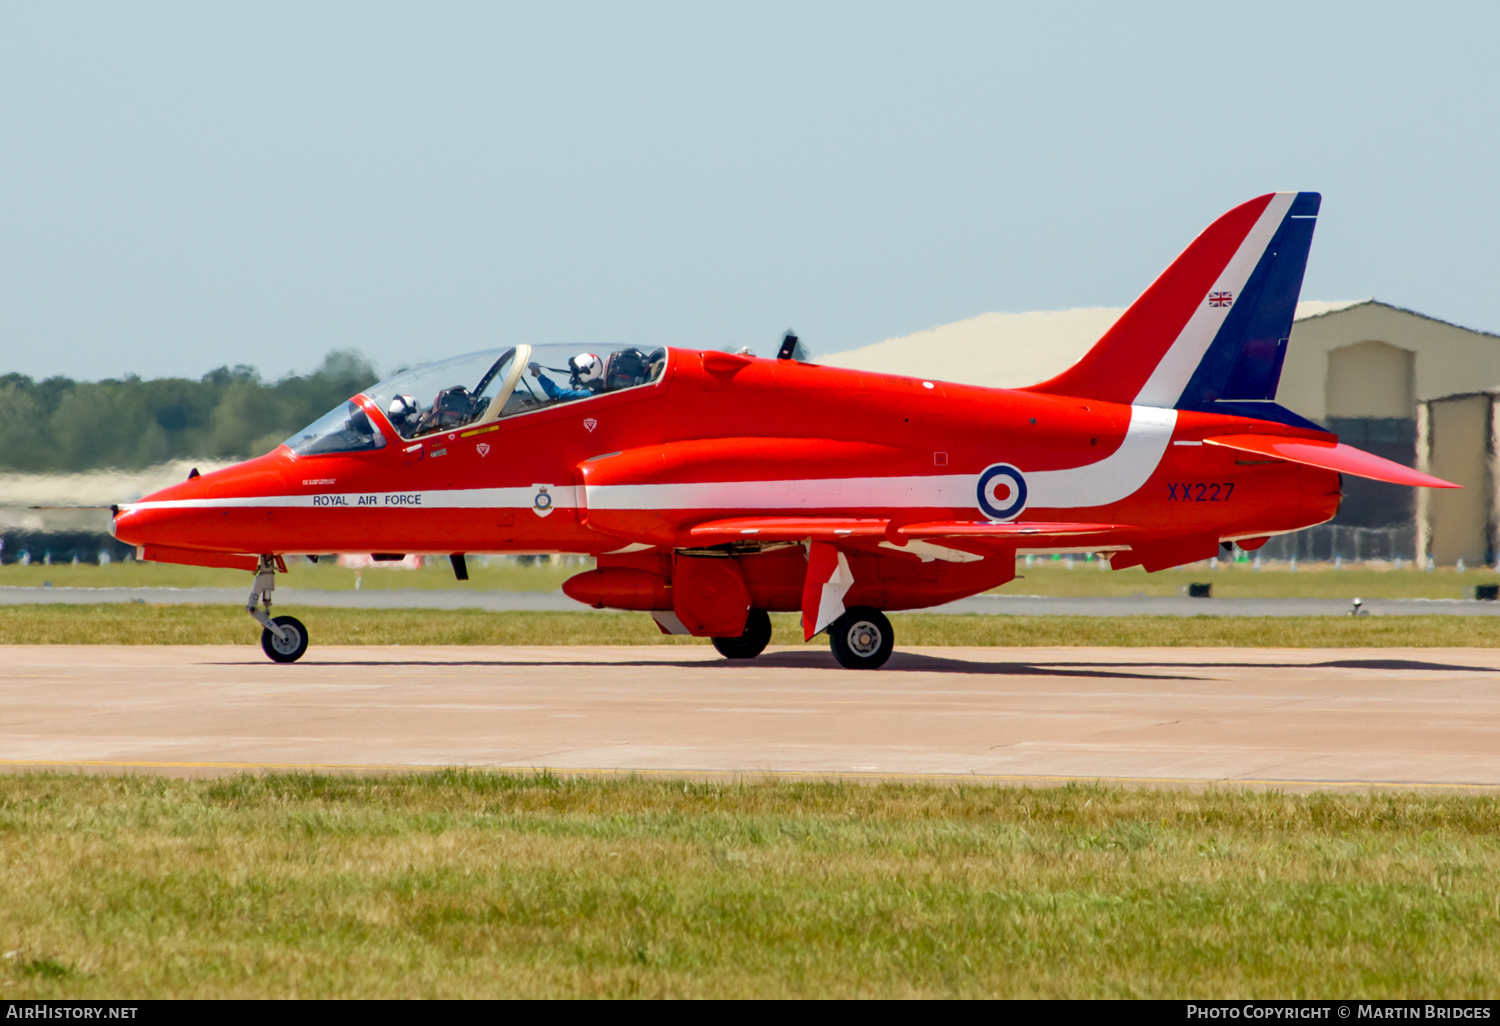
[821,300,1500,565]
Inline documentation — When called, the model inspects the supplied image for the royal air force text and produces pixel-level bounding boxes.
[311,494,422,507]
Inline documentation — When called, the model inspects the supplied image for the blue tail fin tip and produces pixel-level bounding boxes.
[1177,190,1321,411]
[1288,192,1322,217]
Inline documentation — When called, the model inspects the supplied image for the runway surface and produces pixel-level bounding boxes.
[5,644,1500,790]
[6,585,1500,616]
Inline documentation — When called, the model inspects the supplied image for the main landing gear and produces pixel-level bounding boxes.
[248,554,308,663]
[828,607,894,670]
[708,607,896,669]
[712,609,772,659]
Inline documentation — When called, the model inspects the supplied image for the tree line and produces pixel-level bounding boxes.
[0,351,379,472]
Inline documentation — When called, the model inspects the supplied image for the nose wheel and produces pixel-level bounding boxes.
[247,554,308,663]
[828,606,894,670]
[260,615,309,663]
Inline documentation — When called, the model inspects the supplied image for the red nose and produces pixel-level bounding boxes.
[113,450,292,554]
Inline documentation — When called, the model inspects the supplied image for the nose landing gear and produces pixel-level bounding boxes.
[260,614,309,663]
[247,554,308,663]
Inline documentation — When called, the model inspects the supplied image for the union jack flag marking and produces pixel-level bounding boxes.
[1208,291,1233,308]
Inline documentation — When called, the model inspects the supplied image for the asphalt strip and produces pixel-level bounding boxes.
[4,586,1500,616]
[7,644,1500,789]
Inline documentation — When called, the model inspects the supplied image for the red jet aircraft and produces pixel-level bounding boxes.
[112,191,1457,667]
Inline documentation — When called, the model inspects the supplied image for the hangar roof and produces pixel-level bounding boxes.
[818,300,1370,391]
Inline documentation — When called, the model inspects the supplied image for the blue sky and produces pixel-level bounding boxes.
[2,2,1497,381]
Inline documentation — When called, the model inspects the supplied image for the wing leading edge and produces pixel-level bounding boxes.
[685,517,1120,546]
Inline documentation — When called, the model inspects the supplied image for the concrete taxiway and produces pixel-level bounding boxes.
[4,645,1499,790]
[6,586,1500,617]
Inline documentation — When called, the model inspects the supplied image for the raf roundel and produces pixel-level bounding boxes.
[976,463,1027,521]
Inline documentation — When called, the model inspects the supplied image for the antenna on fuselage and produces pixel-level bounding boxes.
[777,330,799,360]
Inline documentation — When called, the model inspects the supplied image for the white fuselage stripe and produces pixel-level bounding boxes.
[119,406,1178,516]
[1133,192,1295,408]
[1027,405,1176,507]
[587,405,1177,511]
[120,486,579,512]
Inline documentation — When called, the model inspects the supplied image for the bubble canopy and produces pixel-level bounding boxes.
[282,344,667,456]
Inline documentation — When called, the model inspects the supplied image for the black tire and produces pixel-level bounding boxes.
[260,615,309,663]
[712,609,772,660]
[828,607,894,670]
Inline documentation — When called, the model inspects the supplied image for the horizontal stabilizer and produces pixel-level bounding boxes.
[1202,435,1459,489]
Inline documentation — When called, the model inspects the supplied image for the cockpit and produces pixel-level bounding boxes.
[282,344,668,456]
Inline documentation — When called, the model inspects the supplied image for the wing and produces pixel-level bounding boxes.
[686,516,1120,551]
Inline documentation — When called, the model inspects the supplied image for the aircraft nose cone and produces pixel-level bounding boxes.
[112,470,216,548]
[113,450,294,552]
[110,501,159,547]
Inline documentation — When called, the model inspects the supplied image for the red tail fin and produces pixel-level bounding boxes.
[1030,192,1320,410]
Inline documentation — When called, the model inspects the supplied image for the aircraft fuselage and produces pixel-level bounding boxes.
[114,348,1340,585]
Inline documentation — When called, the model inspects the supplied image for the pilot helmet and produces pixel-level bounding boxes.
[569,353,604,387]
[387,394,418,424]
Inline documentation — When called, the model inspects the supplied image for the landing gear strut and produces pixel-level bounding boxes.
[828,606,893,670]
[247,554,308,663]
[712,608,772,659]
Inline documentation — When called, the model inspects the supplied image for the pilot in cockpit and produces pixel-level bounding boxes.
[529,353,604,401]
[387,394,421,438]
[390,388,481,437]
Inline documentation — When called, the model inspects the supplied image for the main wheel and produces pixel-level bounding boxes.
[828,607,894,670]
[712,609,772,660]
[260,615,309,663]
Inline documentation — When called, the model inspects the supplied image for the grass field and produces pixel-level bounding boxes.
[4,558,1500,600]
[5,604,1500,647]
[2,773,1497,998]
